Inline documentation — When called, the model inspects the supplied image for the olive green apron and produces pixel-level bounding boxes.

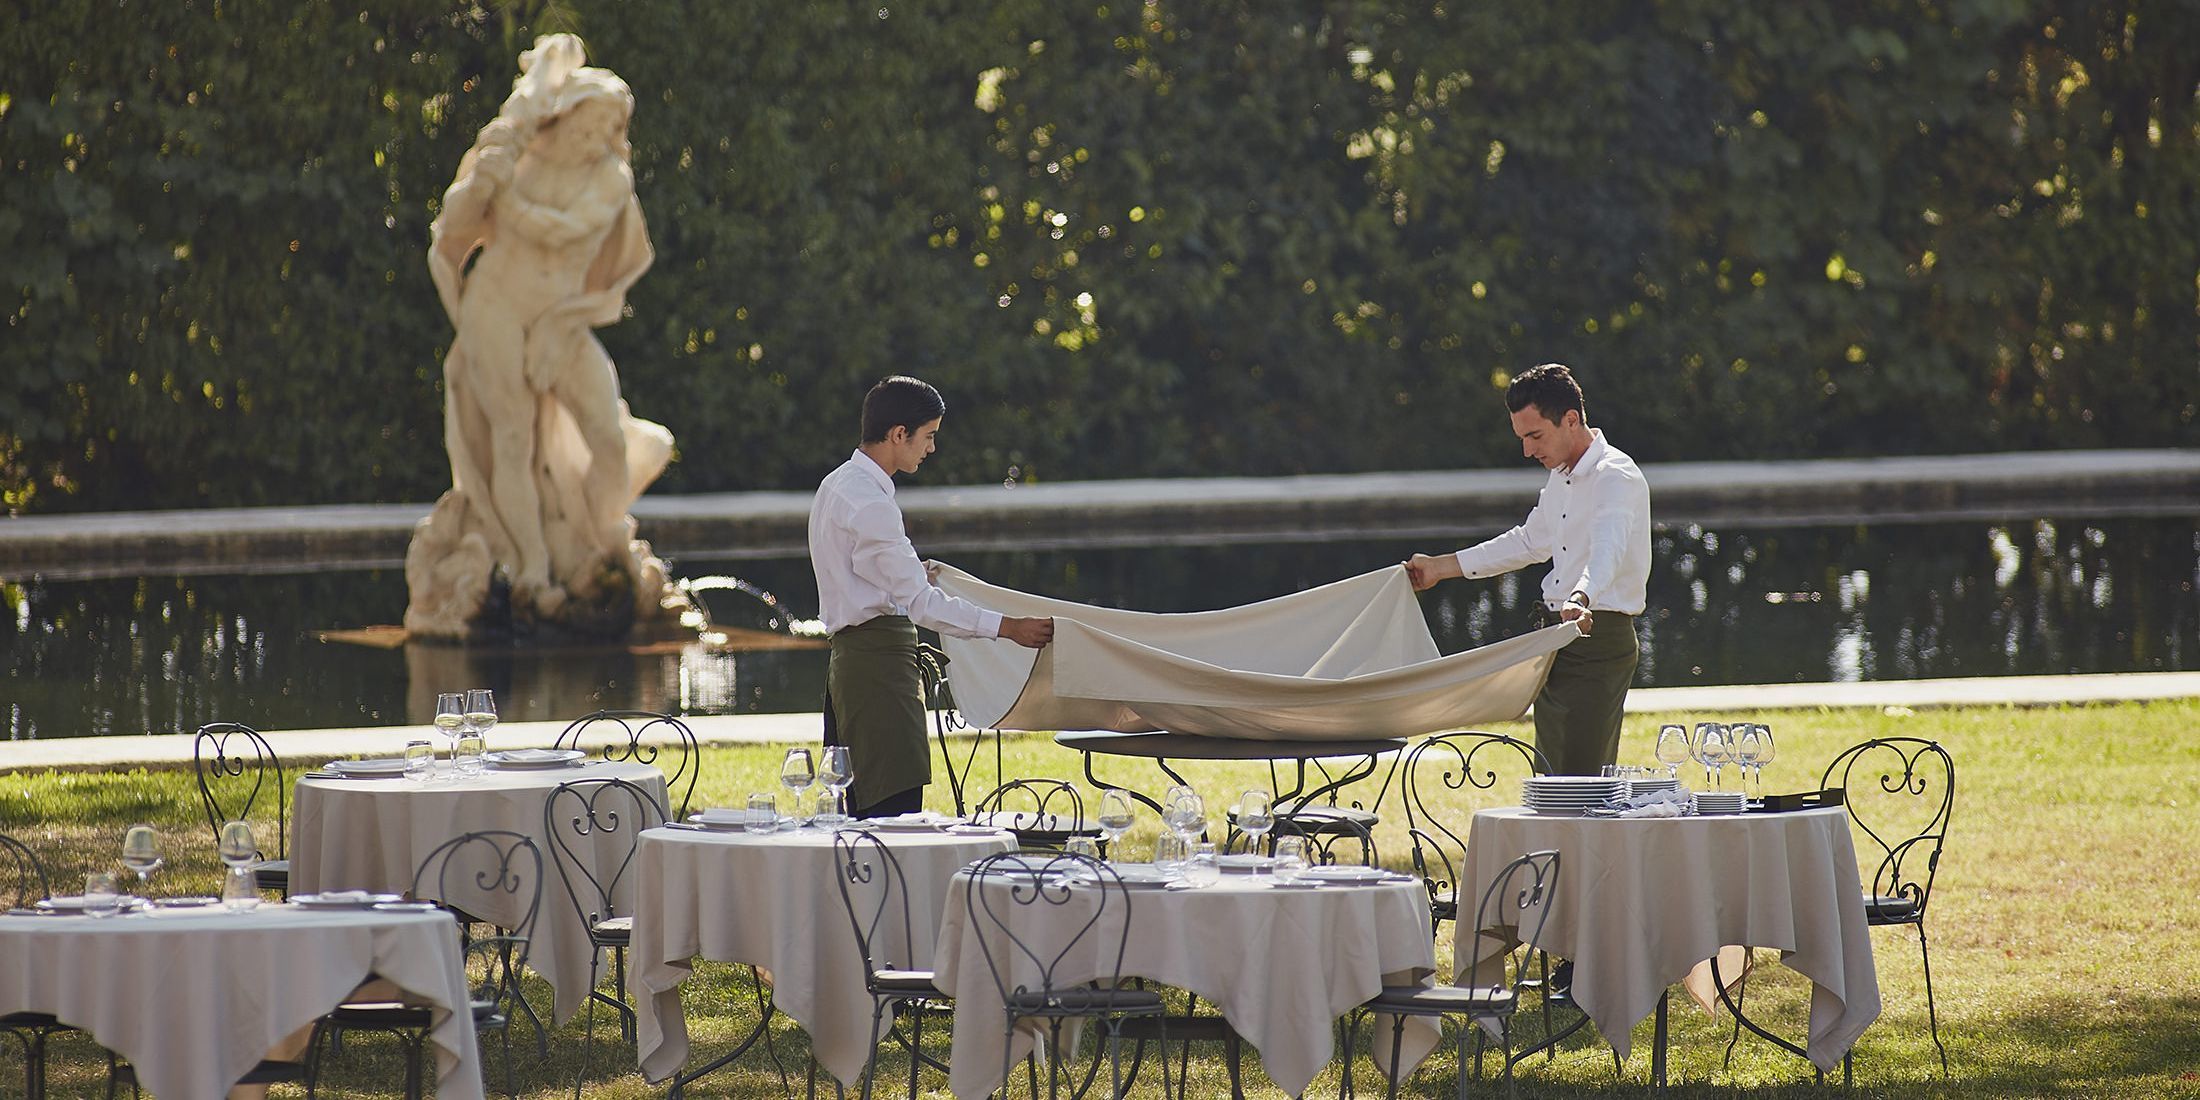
[825,615,928,812]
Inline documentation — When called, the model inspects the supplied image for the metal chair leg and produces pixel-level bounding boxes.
[1917,922,1948,1075]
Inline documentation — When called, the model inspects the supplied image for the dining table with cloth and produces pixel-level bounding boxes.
[1460,806,1881,1072]
[0,903,481,1100]
[932,870,1441,1099]
[632,822,1016,1088]
[291,759,667,1023]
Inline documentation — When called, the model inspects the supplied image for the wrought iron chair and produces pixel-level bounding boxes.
[1356,848,1563,1099]
[920,642,992,817]
[543,776,666,1098]
[970,778,1101,849]
[1822,737,1955,1075]
[965,850,1168,1099]
[552,709,701,819]
[832,830,953,1099]
[1399,732,1549,932]
[304,830,545,1099]
[1269,809,1380,866]
[4,831,74,1100]
[192,721,290,895]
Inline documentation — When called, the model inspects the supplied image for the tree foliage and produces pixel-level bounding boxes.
[4,0,2193,514]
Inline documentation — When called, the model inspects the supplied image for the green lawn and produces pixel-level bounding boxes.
[5,700,2198,1097]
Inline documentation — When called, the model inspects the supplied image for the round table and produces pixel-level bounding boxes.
[632,823,1016,1091]
[293,759,667,1023]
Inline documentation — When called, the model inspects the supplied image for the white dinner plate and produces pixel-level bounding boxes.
[482,749,589,770]
[153,896,221,908]
[1216,854,1274,874]
[1104,866,1176,890]
[290,892,404,909]
[36,895,150,914]
[1299,866,1389,885]
[691,809,774,828]
[326,758,414,777]
[867,817,950,832]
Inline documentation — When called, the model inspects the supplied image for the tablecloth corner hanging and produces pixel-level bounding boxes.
[931,562,1581,741]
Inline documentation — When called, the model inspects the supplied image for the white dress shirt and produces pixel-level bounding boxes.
[809,450,1004,638]
[1452,429,1651,615]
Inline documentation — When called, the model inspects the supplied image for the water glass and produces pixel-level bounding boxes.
[120,824,162,899]
[1273,835,1311,883]
[1182,841,1222,888]
[454,730,487,777]
[1064,836,1102,862]
[1152,833,1190,876]
[404,739,437,784]
[221,865,261,911]
[83,872,120,918]
[745,792,780,834]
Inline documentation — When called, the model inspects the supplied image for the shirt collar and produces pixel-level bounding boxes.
[853,448,897,495]
[1563,429,1607,477]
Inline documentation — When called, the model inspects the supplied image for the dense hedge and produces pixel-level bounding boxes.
[5,0,2194,514]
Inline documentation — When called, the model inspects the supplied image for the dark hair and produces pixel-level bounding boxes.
[1505,363,1586,427]
[860,376,947,443]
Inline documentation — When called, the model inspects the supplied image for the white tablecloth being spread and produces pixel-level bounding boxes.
[933,562,1579,740]
[1462,806,1881,1071]
[293,759,666,1022]
[0,905,481,1100]
[934,872,1438,1099]
[633,824,1015,1086]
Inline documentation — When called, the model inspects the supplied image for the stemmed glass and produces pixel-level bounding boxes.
[1655,723,1692,780]
[434,693,467,771]
[817,745,854,826]
[219,820,261,910]
[1748,723,1776,792]
[464,689,498,742]
[780,748,816,828]
[1732,724,1764,799]
[1162,785,1205,845]
[1236,789,1276,855]
[1096,789,1135,859]
[1695,722,1731,788]
[120,825,162,900]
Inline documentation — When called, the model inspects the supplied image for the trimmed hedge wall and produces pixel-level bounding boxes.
[4,0,2194,513]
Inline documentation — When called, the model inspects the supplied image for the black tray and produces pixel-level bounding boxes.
[1750,788,1846,813]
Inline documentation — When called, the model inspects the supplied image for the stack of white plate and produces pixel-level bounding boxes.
[1628,776,1681,797]
[1693,791,1747,815]
[1522,776,1627,815]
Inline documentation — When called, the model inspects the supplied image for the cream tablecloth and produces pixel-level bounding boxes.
[1462,806,1880,1071]
[934,872,1438,1099]
[0,904,480,1100]
[293,760,666,1022]
[633,824,1015,1086]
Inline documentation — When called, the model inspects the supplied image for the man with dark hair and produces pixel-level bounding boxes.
[809,376,1053,817]
[1404,363,1651,775]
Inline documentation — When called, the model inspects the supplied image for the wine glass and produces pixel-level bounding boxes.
[1732,724,1764,799]
[1749,723,1776,791]
[1096,789,1135,858]
[1695,723,1731,788]
[1272,835,1311,884]
[818,745,854,826]
[1162,785,1205,843]
[1236,789,1276,854]
[780,748,815,827]
[463,689,498,741]
[120,824,162,900]
[1655,723,1692,780]
[219,821,261,910]
[434,692,467,765]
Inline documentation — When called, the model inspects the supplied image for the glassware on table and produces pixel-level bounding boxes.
[1064,835,1102,862]
[745,792,780,834]
[221,865,261,910]
[1162,785,1205,843]
[1656,723,1692,780]
[816,745,854,827]
[404,739,437,784]
[1152,833,1190,877]
[120,824,163,900]
[1745,723,1775,793]
[1096,789,1135,857]
[780,748,816,827]
[454,729,487,777]
[434,692,467,766]
[463,688,499,741]
[1236,789,1276,853]
[83,872,121,918]
[1732,724,1764,798]
[1182,841,1222,888]
[218,821,262,910]
[1694,722,1731,788]
[1272,835,1311,883]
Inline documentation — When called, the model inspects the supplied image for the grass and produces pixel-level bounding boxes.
[5,699,2199,1098]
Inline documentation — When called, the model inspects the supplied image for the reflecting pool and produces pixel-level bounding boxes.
[4,516,2193,739]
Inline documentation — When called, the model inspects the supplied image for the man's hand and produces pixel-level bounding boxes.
[1403,553,1459,592]
[1560,592,1595,636]
[999,616,1054,649]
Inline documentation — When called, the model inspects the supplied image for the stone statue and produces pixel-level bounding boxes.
[406,34,683,640]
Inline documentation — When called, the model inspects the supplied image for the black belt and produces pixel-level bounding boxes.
[1535,606,1633,628]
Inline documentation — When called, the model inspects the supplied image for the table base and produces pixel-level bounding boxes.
[666,965,793,1099]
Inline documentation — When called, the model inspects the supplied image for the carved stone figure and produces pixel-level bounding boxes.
[405,33,682,640]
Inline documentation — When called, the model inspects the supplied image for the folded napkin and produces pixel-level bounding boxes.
[498,748,565,763]
[316,890,374,903]
[1584,788,1696,818]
